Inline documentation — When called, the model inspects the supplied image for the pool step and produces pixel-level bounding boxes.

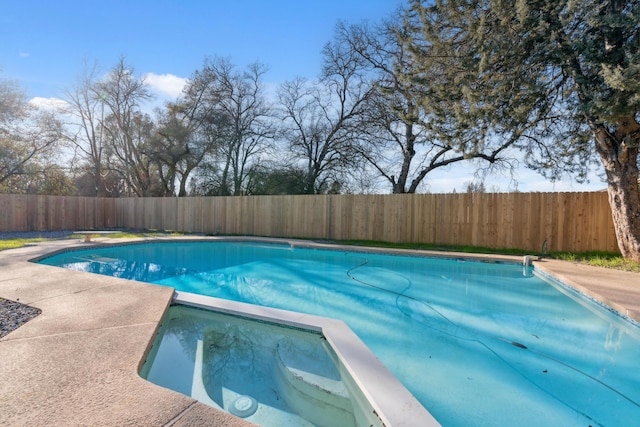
[191,340,223,410]
[193,335,357,426]
[275,341,355,427]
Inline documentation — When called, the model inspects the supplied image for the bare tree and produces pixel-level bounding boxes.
[96,58,159,196]
[335,19,515,194]
[0,78,63,192]
[64,62,114,196]
[278,38,373,194]
[190,58,275,196]
[150,87,230,196]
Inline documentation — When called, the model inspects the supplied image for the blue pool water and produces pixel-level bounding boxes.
[39,241,640,426]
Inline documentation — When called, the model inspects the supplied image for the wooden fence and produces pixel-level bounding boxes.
[0,192,618,253]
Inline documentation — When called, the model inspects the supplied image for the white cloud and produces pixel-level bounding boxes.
[29,97,69,111]
[19,50,30,58]
[143,73,187,99]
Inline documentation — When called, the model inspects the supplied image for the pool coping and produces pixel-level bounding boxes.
[1,235,639,427]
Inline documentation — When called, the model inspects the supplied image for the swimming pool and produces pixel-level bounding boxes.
[39,240,640,426]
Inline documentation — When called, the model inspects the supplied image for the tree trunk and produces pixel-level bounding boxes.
[393,122,416,194]
[594,117,640,262]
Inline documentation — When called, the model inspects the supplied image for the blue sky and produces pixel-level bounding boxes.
[1,0,401,99]
[1,0,605,192]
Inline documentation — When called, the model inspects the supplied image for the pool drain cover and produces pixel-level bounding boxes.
[229,395,258,418]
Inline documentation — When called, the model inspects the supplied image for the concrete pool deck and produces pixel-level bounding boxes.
[0,236,639,426]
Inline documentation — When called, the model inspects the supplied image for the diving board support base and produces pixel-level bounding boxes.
[73,231,118,242]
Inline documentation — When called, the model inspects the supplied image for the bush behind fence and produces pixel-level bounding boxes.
[0,192,618,253]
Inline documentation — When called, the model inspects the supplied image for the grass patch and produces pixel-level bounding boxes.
[102,231,184,239]
[335,240,529,256]
[0,230,185,252]
[552,251,640,273]
[0,238,48,252]
[336,240,639,273]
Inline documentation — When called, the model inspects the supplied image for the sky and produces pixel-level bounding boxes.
[1,0,401,98]
[1,0,606,193]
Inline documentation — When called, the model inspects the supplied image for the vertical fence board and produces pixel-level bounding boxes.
[16,195,27,231]
[565,193,578,252]
[529,193,541,251]
[489,193,499,247]
[597,192,617,252]
[434,194,446,245]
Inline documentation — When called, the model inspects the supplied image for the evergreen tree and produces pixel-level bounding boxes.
[404,0,640,261]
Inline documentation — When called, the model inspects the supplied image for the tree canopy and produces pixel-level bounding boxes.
[0,78,63,193]
[403,0,640,261]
